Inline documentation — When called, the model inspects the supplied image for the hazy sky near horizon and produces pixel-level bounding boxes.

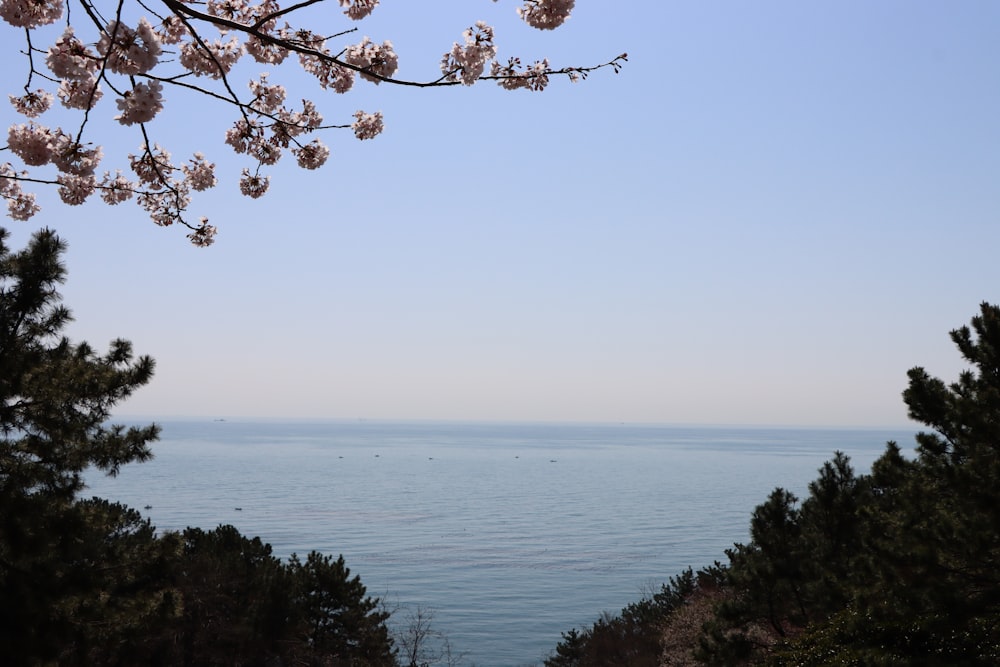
[2,1,998,427]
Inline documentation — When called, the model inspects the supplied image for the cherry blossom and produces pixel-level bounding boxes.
[46,28,98,80]
[8,124,54,166]
[179,36,244,78]
[239,168,269,198]
[0,0,63,28]
[9,90,54,118]
[115,80,164,126]
[129,143,173,186]
[441,22,497,86]
[97,19,162,75]
[492,58,551,91]
[292,139,329,170]
[518,0,575,30]
[344,37,399,83]
[182,153,217,191]
[187,219,218,247]
[99,170,135,205]
[351,111,383,140]
[340,0,378,21]
[56,173,96,205]
[0,0,623,245]
[58,76,102,110]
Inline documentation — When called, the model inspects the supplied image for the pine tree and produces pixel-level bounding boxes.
[0,227,161,662]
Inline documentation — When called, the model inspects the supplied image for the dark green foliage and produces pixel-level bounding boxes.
[0,228,396,666]
[288,550,395,666]
[552,303,1000,666]
[0,228,163,664]
[703,302,1000,665]
[544,567,716,667]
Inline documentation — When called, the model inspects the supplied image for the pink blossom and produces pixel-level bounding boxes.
[518,0,574,30]
[7,123,54,166]
[129,143,174,186]
[138,184,190,226]
[56,173,96,205]
[46,27,98,80]
[491,57,550,91]
[0,0,63,28]
[339,0,378,20]
[98,19,162,75]
[0,163,18,197]
[9,90,53,118]
[292,139,329,169]
[252,139,282,166]
[207,0,250,24]
[57,76,102,110]
[441,22,497,85]
[246,35,289,65]
[182,153,217,191]
[99,170,135,205]
[115,80,164,125]
[273,100,323,146]
[344,37,398,83]
[7,191,40,220]
[179,36,243,78]
[239,168,269,198]
[351,110,383,140]
[300,52,355,93]
[187,218,218,247]
[156,15,189,45]
[248,74,286,114]
[0,163,39,220]
[49,133,102,176]
[225,119,265,155]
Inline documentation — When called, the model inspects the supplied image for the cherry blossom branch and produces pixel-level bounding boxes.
[1,0,624,246]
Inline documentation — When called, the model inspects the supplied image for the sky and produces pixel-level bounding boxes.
[2,1,998,427]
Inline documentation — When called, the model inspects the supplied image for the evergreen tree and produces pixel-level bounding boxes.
[0,228,398,665]
[0,227,161,663]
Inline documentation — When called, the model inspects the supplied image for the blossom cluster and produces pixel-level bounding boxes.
[344,37,399,83]
[0,0,585,245]
[492,58,552,91]
[351,111,383,140]
[518,0,575,30]
[441,22,498,86]
[0,0,62,28]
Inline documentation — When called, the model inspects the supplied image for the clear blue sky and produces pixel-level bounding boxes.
[3,1,998,426]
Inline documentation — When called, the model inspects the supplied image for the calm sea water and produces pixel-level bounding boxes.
[84,420,915,666]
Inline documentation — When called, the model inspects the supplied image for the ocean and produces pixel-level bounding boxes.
[83,420,916,666]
